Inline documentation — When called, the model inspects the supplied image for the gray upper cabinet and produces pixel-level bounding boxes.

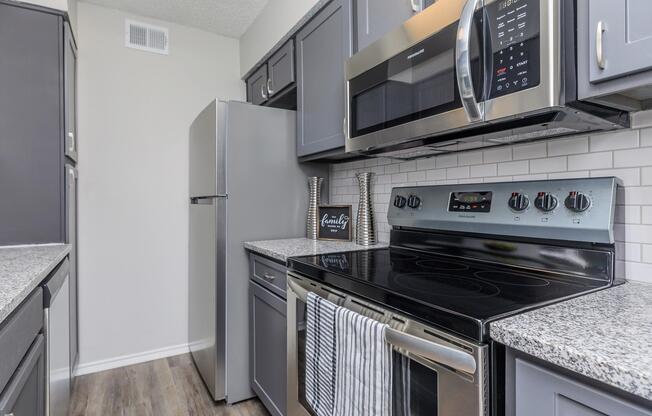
[247,65,269,106]
[267,40,295,99]
[296,0,353,158]
[588,0,652,83]
[354,0,432,52]
[0,2,66,245]
[64,22,78,163]
[578,0,652,110]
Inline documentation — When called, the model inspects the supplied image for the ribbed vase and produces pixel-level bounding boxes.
[355,172,377,246]
[306,177,324,240]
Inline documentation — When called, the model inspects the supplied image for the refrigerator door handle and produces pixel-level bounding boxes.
[190,195,228,205]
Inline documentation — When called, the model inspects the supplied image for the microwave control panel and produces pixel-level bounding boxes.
[486,0,540,99]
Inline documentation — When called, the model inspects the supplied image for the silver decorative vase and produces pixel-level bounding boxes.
[355,172,377,246]
[306,177,324,240]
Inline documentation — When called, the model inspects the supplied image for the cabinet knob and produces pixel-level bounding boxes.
[260,83,268,100]
[263,273,276,281]
[267,78,274,96]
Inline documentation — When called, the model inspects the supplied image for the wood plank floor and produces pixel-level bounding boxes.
[70,354,270,416]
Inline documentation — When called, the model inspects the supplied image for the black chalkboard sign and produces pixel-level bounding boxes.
[317,205,352,241]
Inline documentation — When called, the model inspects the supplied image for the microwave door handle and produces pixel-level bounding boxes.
[288,278,477,374]
[456,0,483,122]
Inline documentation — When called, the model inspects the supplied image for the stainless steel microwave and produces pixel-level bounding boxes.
[344,0,629,159]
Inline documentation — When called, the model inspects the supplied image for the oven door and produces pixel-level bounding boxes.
[287,274,488,416]
[345,0,485,154]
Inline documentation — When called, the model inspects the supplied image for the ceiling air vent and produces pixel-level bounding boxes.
[125,19,169,55]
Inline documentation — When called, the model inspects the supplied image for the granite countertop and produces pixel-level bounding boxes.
[244,238,389,263]
[490,281,652,401]
[0,244,71,324]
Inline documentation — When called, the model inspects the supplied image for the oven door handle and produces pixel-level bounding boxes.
[455,0,483,123]
[287,279,477,374]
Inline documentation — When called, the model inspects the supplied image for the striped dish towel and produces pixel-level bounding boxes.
[305,292,338,416]
[333,307,393,416]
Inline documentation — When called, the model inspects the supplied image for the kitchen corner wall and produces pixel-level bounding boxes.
[330,110,652,284]
[77,2,243,372]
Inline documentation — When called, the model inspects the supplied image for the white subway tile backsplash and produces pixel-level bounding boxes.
[590,130,639,152]
[330,124,652,283]
[548,136,589,156]
[513,142,547,160]
[447,166,470,179]
[435,154,458,168]
[591,168,641,187]
[567,152,613,170]
[483,147,512,163]
[458,151,484,166]
[497,160,529,176]
[470,164,498,178]
[614,147,652,168]
[530,156,567,173]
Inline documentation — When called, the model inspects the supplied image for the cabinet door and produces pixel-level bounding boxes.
[0,335,46,416]
[64,22,78,162]
[355,0,415,52]
[589,0,652,83]
[296,0,352,157]
[250,282,287,416]
[0,4,64,245]
[65,165,79,375]
[515,359,652,416]
[267,40,295,98]
[247,65,269,106]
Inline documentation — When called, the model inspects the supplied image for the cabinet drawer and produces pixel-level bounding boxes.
[250,254,287,298]
[0,334,45,416]
[0,288,43,395]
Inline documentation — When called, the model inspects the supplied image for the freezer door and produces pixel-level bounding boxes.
[188,195,226,401]
[189,100,226,198]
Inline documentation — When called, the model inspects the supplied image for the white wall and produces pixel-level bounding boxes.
[330,112,652,284]
[239,0,319,76]
[77,2,243,371]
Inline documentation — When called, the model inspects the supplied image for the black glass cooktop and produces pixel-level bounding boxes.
[288,247,609,342]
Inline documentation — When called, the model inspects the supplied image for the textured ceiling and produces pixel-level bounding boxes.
[83,0,270,38]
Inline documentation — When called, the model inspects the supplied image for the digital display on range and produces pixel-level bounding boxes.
[449,192,492,213]
[487,0,540,99]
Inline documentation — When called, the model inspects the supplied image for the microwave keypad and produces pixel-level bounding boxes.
[487,0,540,99]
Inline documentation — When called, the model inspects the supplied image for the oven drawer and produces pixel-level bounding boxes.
[250,254,287,298]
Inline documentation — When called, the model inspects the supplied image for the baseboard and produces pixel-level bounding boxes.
[75,343,190,376]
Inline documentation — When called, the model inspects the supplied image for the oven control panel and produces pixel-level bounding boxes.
[388,178,621,244]
[486,0,540,99]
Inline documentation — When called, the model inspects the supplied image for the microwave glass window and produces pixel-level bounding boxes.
[349,17,483,138]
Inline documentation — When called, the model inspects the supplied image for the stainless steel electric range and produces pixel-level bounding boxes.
[287,177,621,416]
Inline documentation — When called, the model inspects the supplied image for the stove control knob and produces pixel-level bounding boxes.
[508,192,529,212]
[407,195,422,209]
[393,195,407,208]
[534,192,558,212]
[565,191,591,213]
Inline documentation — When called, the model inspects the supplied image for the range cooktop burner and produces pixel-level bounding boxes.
[288,246,611,342]
[474,271,551,287]
[414,259,470,271]
[391,273,500,298]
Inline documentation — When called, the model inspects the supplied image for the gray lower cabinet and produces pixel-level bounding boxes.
[578,0,652,110]
[249,254,287,416]
[507,350,652,416]
[0,335,46,416]
[296,0,353,158]
[0,289,45,416]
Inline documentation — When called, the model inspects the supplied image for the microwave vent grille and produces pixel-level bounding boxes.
[125,20,169,55]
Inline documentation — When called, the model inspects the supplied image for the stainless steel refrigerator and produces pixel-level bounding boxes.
[188,99,327,404]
